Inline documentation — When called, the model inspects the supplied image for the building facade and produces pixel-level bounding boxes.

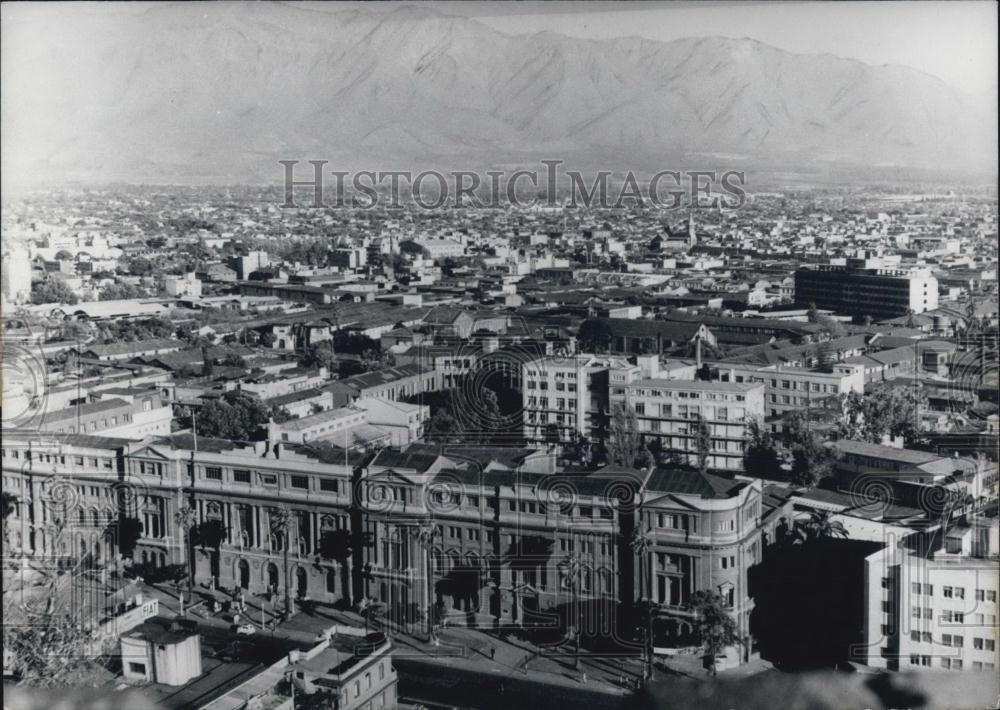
[795,264,939,318]
[610,378,766,472]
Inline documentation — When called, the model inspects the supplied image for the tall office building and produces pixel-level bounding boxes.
[795,259,938,318]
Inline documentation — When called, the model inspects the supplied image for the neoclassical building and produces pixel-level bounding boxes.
[3,431,771,664]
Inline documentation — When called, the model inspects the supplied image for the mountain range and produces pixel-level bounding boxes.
[2,3,995,185]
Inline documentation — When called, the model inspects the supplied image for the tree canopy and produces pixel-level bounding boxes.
[688,590,741,659]
[577,319,612,353]
[607,403,642,468]
[31,276,78,305]
[194,391,277,440]
[836,383,926,444]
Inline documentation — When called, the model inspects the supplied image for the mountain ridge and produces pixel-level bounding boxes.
[2,3,994,186]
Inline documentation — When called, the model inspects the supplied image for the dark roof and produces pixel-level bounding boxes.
[3,429,133,450]
[337,363,426,391]
[43,397,133,423]
[440,446,540,469]
[83,338,185,357]
[370,444,442,473]
[423,306,470,325]
[153,432,245,452]
[602,318,703,341]
[645,468,746,498]
[264,387,328,407]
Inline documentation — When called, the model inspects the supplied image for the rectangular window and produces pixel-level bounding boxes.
[320,479,339,493]
[260,473,278,486]
[234,469,251,484]
[206,467,223,481]
[291,475,309,489]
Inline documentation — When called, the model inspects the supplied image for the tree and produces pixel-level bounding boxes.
[568,432,593,464]
[743,419,782,480]
[630,527,654,679]
[558,553,582,669]
[174,506,198,606]
[1,491,17,553]
[2,597,111,686]
[319,529,353,606]
[31,276,78,305]
[220,353,247,368]
[358,597,387,633]
[693,414,712,474]
[426,410,461,442]
[194,391,272,440]
[816,316,846,338]
[414,523,441,639]
[270,506,293,616]
[784,412,836,487]
[688,590,740,674]
[607,403,641,467]
[98,282,145,301]
[806,302,820,323]
[816,341,835,370]
[302,342,338,371]
[576,319,612,354]
[474,389,504,444]
[795,510,849,543]
[837,383,925,444]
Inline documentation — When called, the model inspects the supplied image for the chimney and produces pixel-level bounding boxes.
[695,335,702,369]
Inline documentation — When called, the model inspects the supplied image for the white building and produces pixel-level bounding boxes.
[1,245,32,304]
[862,514,999,673]
[165,272,202,297]
[610,375,766,471]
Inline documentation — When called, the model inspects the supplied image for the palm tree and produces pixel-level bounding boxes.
[795,510,849,543]
[270,506,293,617]
[415,523,441,639]
[558,553,582,669]
[630,526,655,678]
[174,505,198,606]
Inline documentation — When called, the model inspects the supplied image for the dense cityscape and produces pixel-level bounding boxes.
[2,3,998,710]
[2,181,997,708]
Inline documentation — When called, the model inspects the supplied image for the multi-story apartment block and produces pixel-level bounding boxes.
[521,353,636,446]
[795,263,939,318]
[609,376,766,472]
[863,514,999,672]
[713,361,865,422]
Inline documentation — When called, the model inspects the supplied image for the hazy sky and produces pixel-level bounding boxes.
[342,0,998,98]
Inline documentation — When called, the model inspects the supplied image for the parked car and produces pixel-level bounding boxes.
[235,624,256,635]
